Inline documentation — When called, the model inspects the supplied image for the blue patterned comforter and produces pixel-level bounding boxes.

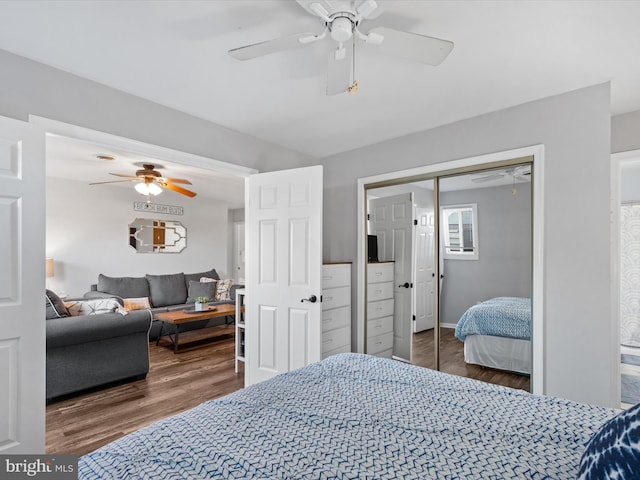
[79,353,615,480]
[455,296,531,342]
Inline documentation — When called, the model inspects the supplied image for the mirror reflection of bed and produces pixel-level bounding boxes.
[366,162,532,392]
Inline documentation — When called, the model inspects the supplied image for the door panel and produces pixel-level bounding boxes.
[0,116,45,453]
[246,166,323,386]
[415,208,436,332]
[369,193,414,362]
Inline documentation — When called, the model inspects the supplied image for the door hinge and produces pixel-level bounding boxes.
[413,219,418,225]
[367,214,370,220]
[412,315,416,321]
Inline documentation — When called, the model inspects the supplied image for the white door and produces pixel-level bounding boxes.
[0,116,45,453]
[245,165,323,386]
[369,193,414,362]
[233,222,245,283]
[414,207,435,332]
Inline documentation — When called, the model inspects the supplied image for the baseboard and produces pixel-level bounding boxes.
[440,323,457,329]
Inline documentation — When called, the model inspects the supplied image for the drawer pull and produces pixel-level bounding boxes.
[375,272,383,276]
[323,339,333,345]
[325,296,333,301]
[375,324,382,329]
[322,276,333,281]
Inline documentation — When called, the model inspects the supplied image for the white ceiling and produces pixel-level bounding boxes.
[1,0,640,180]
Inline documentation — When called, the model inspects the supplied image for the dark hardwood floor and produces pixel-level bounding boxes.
[46,325,244,456]
[46,326,529,455]
[412,327,531,391]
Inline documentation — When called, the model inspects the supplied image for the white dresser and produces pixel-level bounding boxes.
[366,262,394,358]
[321,263,352,358]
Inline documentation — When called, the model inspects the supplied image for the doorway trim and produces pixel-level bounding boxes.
[29,115,258,178]
[610,149,640,405]
[357,144,545,395]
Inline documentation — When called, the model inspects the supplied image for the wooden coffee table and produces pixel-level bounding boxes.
[155,304,242,352]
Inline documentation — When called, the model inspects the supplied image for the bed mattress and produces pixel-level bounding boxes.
[79,353,616,480]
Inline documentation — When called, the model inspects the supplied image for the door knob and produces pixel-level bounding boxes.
[301,295,318,303]
[399,282,410,288]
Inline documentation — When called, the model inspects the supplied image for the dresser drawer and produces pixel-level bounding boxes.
[367,332,393,355]
[322,326,351,353]
[367,262,394,283]
[322,264,350,289]
[368,281,393,302]
[367,315,393,337]
[322,305,350,332]
[322,286,350,311]
[367,298,394,319]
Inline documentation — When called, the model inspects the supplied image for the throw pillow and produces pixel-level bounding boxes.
[123,297,151,311]
[45,289,70,319]
[187,280,217,303]
[215,279,234,302]
[199,277,217,283]
[576,402,640,479]
[64,298,126,316]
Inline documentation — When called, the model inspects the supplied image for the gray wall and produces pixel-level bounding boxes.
[0,49,314,171]
[320,84,613,407]
[440,184,532,325]
[612,110,640,154]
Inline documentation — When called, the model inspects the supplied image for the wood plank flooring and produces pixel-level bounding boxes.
[46,325,529,455]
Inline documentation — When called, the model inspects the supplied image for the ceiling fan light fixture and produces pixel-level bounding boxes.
[330,17,353,42]
[147,182,162,195]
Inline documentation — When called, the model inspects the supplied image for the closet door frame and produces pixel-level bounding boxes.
[356,145,545,395]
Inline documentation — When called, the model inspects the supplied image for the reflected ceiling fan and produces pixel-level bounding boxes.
[90,164,197,198]
[472,165,532,184]
[228,0,454,95]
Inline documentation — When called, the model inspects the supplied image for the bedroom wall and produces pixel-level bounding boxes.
[46,177,230,298]
[439,184,532,325]
[612,109,640,153]
[319,84,613,407]
[0,49,314,171]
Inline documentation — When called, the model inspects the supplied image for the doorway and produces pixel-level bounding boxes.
[357,145,544,395]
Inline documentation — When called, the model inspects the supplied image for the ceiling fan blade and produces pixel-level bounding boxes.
[161,177,192,185]
[471,174,505,184]
[160,182,197,198]
[109,173,138,179]
[368,26,454,66]
[89,179,137,185]
[229,32,316,61]
[326,43,353,96]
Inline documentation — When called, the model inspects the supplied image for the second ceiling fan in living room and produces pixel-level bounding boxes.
[90,163,197,198]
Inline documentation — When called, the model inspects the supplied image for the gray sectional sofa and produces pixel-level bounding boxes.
[46,290,153,401]
[84,268,240,340]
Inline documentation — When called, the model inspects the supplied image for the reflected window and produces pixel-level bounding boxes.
[441,204,478,260]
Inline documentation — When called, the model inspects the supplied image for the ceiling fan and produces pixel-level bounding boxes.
[471,165,532,184]
[228,0,454,95]
[90,164,197,198]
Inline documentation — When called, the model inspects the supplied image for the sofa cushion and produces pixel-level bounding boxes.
[46,289,70,319]
[146,273,187,307]
[186,280,217,303]
[98,274,150,299]
[184,268,220,287]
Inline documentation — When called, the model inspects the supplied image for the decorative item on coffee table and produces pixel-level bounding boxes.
[194,296,209,312]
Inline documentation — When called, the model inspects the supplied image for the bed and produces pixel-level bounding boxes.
[455,297,531,374]
[78,353,629,480]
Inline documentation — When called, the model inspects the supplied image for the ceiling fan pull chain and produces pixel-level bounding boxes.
[349,36,359,94]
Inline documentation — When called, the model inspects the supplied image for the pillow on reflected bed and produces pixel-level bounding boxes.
[576,402,640,479]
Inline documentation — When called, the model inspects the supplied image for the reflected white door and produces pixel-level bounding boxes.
[233,222,245,283]
[0,116,45,453]
[369,193,414,362]
[245,166,323,386]
[414,208,435,332]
